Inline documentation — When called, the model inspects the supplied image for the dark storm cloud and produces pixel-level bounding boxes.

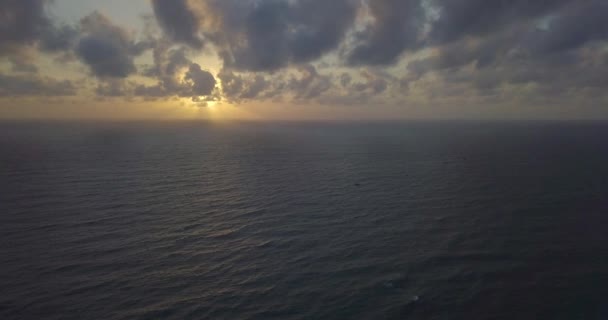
[0,72,76,97]
[151,0,204,49]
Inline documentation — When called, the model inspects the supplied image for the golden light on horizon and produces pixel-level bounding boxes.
[175,97,260,121]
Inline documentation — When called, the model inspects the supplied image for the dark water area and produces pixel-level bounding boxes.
[1,120,607,319]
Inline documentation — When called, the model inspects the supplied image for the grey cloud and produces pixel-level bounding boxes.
[217,70,245,100]
[0,0,49,55]
[77,37,135,78]
[346,70,392,96]
[95,79,131,97]
[346,0,425,65]
[286,0,358,64]
[151,0,203,49]
[218,69,282,102]
[288,65,332,100]
[9,57,39,73]
[218,65,335,102]
[316,69,396,106]
[526,1,608,55]
[0,72,76,97]
[0,0,78,56]
[344,0,600,69]
[39,24,79,53]
[428,0,569,43]
[233,0,356,71]
[406,29,518,79]
[160,0,358,72]
[240,75,268,99]
[136,46,217,100]
[185,63,216,96]
[340,73,352,87]
[417,0,608,73]
[76,12,142,78]
[361,73,388,95]
[133,83,166,98]
[151,46,192,92]
[401,0,608,89]
[419,45,608,100]
[5,0,608,108]
[145,0,608,101]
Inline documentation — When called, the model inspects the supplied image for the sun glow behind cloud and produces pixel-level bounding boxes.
[176,98,261,122]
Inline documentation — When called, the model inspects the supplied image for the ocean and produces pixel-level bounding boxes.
[1,120,607,319]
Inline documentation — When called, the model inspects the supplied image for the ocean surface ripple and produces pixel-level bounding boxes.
[1,121,607,319]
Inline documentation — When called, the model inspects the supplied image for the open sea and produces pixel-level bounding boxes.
[1,120,607,320]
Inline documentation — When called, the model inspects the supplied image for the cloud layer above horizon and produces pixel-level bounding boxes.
[1,0,608,117]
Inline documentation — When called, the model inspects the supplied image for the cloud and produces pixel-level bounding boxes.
[394,0,608,102]
[39,24,80,53]
[184,63,216,96]
[3,0,608,112]
[340,73,352,87]
[225,0,357,71]
[288,65,333,100]
[428,0,569,43]
[218,69,267,101]
[0,0,79,57]
[152,0,358,72]
[526,1,608,55]
[0,72,76,97]
[318,69,395,105]
[217,64,396,105]
[346,0,425,65]
[0,0,49,55]
[151,0,204,49]
[219,64,338,102]
[9,57,39,73]
[218,69,285,102]
[136,46,217,100]
[75,12,142,78]
[95,79,131,97]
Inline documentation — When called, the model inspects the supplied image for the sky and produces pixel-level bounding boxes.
[1,0,608,121]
